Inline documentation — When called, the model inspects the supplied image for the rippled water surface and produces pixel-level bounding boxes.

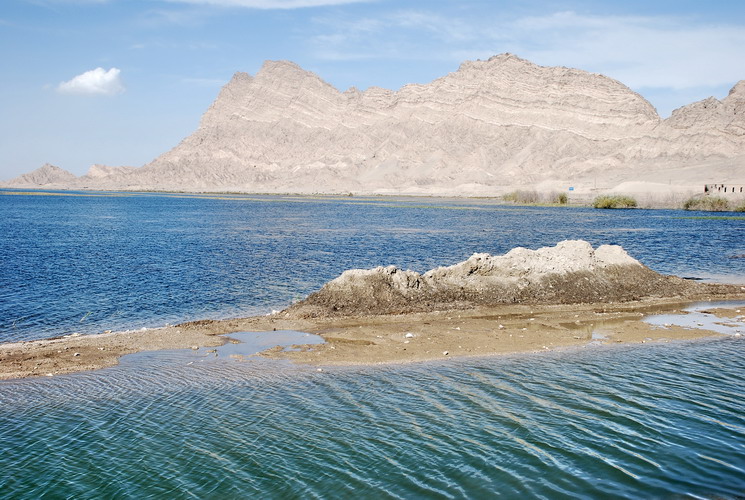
[1,339,744,498]
[2,190,744,342]
[1,190,745,498]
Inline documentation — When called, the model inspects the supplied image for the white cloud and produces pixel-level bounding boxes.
[164,0,370,8]
[57,67,125,96]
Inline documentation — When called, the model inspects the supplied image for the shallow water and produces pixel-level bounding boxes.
[645,302,745,336]
[1,190,745,498]
[1,338,743,498]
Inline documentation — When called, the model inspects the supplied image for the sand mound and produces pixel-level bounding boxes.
[286,240,734,318]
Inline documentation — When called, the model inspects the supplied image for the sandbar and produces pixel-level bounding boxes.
[1,296,744,380]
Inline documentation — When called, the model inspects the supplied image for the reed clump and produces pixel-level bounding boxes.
[592,195,638,209]
[502,190,568,206]
[682,196,731,212]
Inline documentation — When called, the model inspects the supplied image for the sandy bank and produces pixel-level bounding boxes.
[1,298,744,380]
[2,241,744,380]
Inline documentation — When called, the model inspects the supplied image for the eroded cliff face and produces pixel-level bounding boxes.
[5,54,744,193]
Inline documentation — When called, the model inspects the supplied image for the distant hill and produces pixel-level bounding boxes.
[4,54,744,196]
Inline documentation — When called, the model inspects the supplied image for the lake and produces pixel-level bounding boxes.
[1,190,744,498]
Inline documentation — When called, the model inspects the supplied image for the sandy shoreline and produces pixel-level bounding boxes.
[2,295,744,380]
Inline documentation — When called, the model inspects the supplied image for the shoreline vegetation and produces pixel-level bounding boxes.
[2,241,744,380]
[3,187,745,212]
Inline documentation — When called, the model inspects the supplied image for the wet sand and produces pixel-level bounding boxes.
[2,295,743,380]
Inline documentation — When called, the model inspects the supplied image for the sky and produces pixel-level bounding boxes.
[1,0,744,179]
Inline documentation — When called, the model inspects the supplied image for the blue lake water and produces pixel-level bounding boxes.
[1,190,744,498]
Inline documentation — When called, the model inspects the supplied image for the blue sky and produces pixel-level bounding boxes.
[1,0,744,179]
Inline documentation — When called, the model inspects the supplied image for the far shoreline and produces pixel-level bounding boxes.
[3,186,745,212]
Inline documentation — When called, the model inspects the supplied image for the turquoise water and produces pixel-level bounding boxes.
[1,190,745,498]
[1,338,743,498]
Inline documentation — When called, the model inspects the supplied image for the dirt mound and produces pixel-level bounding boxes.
[285,240,737,318]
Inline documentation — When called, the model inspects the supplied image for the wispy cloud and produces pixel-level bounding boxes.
[57,67,125,95]
[163,0,372,9]
[506,11,745,90]
[308,9,745,90]
[181,76,226,86]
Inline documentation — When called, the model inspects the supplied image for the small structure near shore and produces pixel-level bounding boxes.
[704,184,745,195]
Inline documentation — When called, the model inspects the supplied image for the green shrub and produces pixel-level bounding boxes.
[503,190,569,206]
[682,196,730,211]
[592,195,638,209]
[502,190,539,204]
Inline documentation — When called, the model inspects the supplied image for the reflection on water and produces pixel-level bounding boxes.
[645,302,745,336]
[1,338,743,498]
[196,330,325,362]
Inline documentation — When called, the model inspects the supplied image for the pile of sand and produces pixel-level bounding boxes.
[286,240,736,318]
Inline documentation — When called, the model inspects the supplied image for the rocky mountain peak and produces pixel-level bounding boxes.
[4,55,743,194]
[728,80,745,98]
[5,163,76,187]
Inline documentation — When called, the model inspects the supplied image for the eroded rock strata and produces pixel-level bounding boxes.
[4,54,744,194]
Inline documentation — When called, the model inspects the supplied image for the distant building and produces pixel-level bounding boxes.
[704,184,745,195]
